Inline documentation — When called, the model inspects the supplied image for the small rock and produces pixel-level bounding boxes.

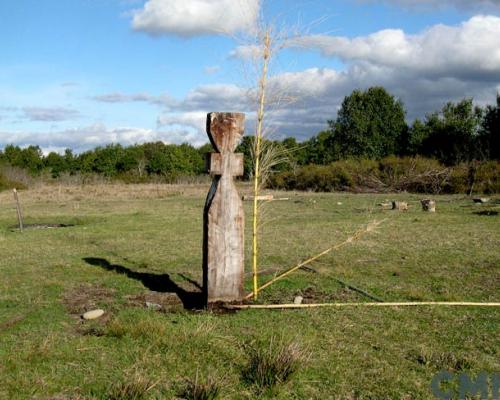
[294,296,303,305]
[146,301,162,311]
[337,202,342,205]
[82,309,104,320]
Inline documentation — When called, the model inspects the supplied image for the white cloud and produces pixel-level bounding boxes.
[229,44,261,60]
[360,0,500,10]
[131,0,260,37]
[7,15,498,151]
[159,15,500,141]
[289,15,500,79]
[92,92,173,107]
[0,124,203,153]
[176,83,251,111]
[155,16,500,143]
[204,65,221,75]
[22,107,81,122]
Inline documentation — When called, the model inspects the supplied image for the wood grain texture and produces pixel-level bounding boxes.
[203,112,245,303]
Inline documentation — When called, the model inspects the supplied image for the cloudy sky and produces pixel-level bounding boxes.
[1,0,499,153]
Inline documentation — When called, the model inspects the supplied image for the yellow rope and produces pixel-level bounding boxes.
[244,219,386,300]
[228,302,500,310]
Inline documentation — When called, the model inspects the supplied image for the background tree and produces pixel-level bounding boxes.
[44,152,67,178]
[404,119,429,156]
[479,93,499,160]
[302,130,338,164]
[419,98,483,165]
[329,87,408,159]
[3,145,44,174]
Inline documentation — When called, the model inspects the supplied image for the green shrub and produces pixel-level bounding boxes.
[270,164,353,192]
[474,161,500,194]
[0,171,26,192]
[334,158,380,190]
[442,164,468,194]
[378,156,450,193]
[269,158,499,194]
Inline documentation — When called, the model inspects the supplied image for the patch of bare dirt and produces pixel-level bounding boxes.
[298,286,360,303]
[127,291,185,313]
[62,284,118,336]
[0,315,26,332]
[62,284,116,316]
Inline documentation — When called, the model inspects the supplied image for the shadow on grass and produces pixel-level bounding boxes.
[83,257,205,310]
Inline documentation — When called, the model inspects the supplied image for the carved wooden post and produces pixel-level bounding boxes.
[203,112,245,304]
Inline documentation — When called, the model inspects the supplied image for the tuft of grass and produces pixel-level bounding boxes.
[105,314,167,339]
[177,372,221,400]
[242,336,309,393]
[407,349,474,372]
[105,374,157,400]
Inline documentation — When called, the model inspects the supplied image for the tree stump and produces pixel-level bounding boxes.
[203,112,245,304]
[421,199,436,212]
[392,201,408,211]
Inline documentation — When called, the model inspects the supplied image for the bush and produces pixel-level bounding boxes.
[269,157,499,194]
[335,158,381,191]
[0,166,27,192]
[377,156,450,193]
[270,164,353,192]
[442,164,468,194]
[474,161,500,194]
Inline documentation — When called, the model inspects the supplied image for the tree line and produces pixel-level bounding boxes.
[0,87,498,181]
[292,87,499,166]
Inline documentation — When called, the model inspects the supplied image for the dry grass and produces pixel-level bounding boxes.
[0,184,498,399]
[242,336,309,393]
[177,372,221,400]
[105,374,158,400]
[0,183,213,204]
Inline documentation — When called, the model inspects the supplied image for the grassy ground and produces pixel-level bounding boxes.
[0,184,498,399]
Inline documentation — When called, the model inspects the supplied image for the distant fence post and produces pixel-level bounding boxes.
[13,188,24,231]
[203,112,245,304]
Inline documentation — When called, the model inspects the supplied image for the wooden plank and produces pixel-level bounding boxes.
[242,195,274,201]
[203,112,245,304]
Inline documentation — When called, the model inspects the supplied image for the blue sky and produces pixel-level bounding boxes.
[1,0,499,153]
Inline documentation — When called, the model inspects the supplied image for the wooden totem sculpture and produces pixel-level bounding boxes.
[203,112,245,304]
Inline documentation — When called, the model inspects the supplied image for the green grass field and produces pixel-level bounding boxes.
[0,184,498,399]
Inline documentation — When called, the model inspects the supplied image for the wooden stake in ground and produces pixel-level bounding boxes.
[13,188,24,232]
[203,112,245,304]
